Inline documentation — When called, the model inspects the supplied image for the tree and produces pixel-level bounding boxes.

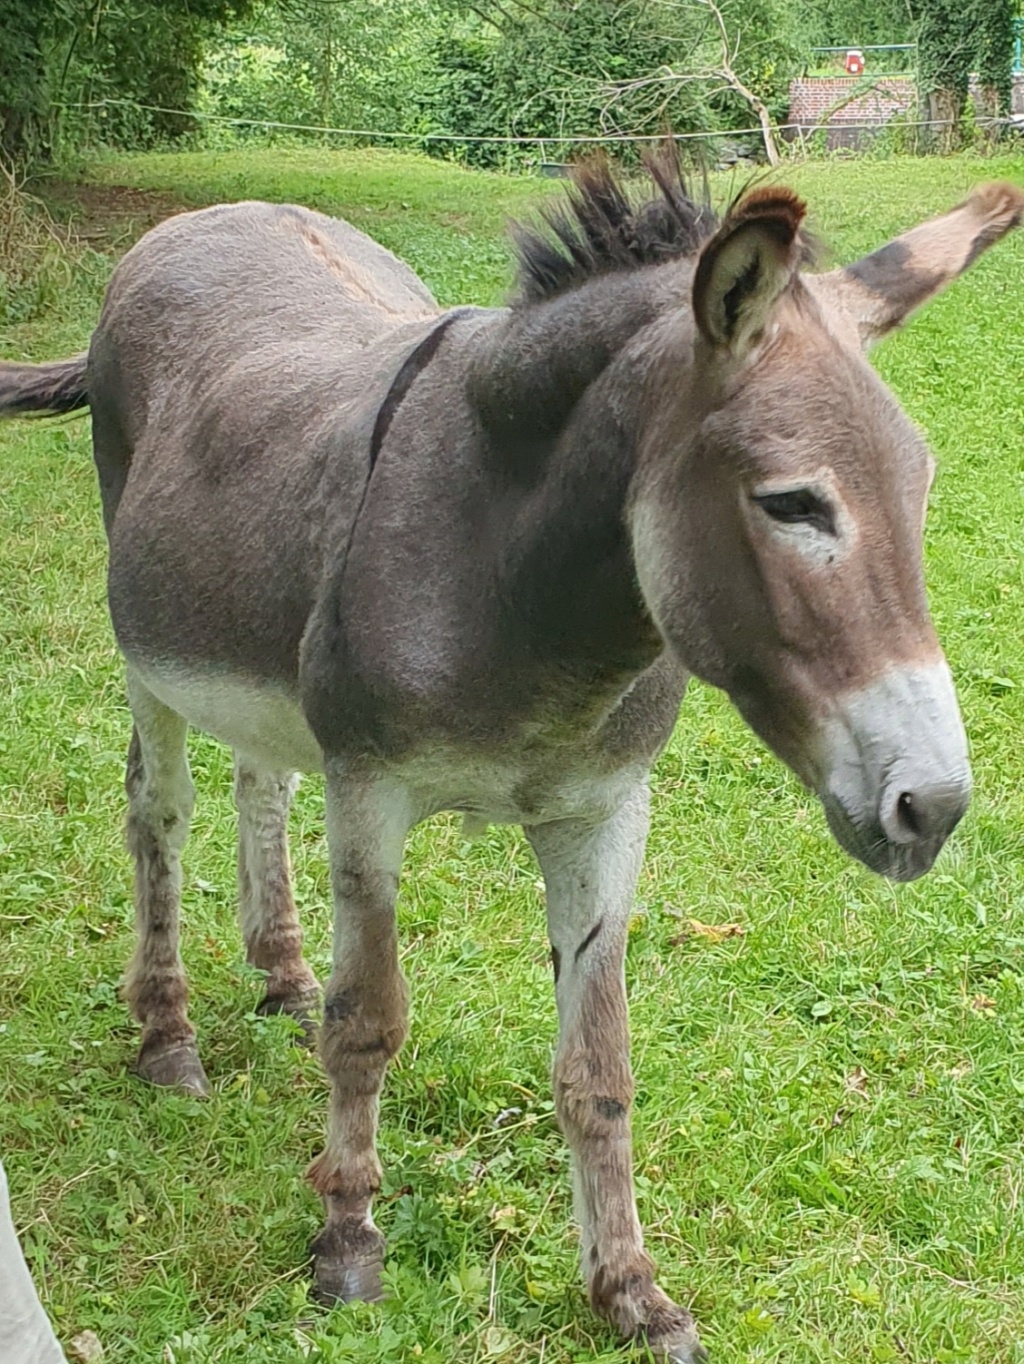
[913,0,972,146]
[972,0,1016,123]
[0,0,256,164]
[912,0,1015,148]
[418,0,803,167]
[0,1,51,162]
[600,0,796,165]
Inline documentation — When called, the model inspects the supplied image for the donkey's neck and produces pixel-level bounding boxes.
[472,271,667,464]
[472,268,685,678]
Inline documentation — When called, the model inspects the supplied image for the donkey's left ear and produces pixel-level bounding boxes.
[814,181,1024,349]
[693,188,807,359]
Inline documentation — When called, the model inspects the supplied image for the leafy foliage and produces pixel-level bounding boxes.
[973,0,1017,108]
[415,0,800,167]
[0,163,71,322]
[794,0,912,47]
[198,0,438,141]
[0,0,50,162]
[0,0,257,163]
[910,0,1017,146]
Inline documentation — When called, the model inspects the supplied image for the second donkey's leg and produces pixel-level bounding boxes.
[233,756,319,1032]
[526,784,706,1364]
[122,672,208,1096]
[308,773,414,1304]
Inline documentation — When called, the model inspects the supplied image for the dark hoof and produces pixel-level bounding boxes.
[645,1309,707,1363]
[257,988,320,1046]
[310,1219,386,1304]
[135,1039,210,1097]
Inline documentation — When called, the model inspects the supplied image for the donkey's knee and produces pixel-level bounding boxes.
[320,975,410,1084]
[312,972,409,1201]
[307,972,409,1304]
[553,1044,635,1144]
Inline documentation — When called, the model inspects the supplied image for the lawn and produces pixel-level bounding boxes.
[2,146,1024,1364]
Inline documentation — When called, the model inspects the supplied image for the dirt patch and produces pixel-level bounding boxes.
[24,180,191,253]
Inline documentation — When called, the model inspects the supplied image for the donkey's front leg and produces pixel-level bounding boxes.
[527,785,706,1364]
[307,772,414,1304]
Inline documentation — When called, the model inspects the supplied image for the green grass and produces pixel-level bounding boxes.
[2,146,1024,1364]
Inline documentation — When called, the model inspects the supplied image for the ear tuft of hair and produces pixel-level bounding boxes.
[692,186,810,356]
[966,180,1024,225]
[961,181,1024,260]
[721,186,809,253]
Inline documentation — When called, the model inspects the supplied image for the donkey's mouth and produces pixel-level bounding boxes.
[814,661,972,882]
[820,796,954,882]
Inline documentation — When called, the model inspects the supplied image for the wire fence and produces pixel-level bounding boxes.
[59,97,1023,160]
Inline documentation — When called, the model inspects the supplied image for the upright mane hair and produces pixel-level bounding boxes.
[512,148,719,304]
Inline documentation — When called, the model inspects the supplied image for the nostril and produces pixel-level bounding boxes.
[896,791,922,837]
[879,786,931,845]
[882,780,971,847]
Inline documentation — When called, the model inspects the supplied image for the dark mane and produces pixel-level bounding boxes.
[512,149,718,304]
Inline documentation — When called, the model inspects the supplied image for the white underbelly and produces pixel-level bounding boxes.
[128,663,647,825]
[132,662,324,774]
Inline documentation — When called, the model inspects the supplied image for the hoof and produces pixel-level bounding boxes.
[135,1039,210,1097]
[594,1267,706,1364]
[310,1219,386,1304]
[644,1304,707,1363]
[648,1324,708,1364]
[257,987,320,1046]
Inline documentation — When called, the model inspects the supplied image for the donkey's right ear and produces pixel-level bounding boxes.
[693,188,807,359]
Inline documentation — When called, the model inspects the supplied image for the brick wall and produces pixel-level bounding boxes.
[787,75,915,129]
[787,72,1024,147]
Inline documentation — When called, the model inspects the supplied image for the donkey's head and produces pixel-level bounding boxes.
[631,180,1024,881]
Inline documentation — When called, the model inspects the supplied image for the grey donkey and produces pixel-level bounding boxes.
[2,160,1023,1361]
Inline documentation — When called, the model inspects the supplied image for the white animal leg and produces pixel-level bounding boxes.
[527,784,705,1364]
[122,670,207,1096]
[307,769,414,1303]
[0,1161,67,1364]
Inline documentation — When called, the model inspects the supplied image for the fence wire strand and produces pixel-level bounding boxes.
[60,97,1021,151]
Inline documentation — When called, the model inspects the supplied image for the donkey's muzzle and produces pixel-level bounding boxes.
[819,661,971,882]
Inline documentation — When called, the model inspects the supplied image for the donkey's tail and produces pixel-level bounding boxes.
[0,355,89,418]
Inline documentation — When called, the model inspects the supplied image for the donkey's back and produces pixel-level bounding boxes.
[101,199,438,359]
[90,199,439,496]
[86,201,444,711]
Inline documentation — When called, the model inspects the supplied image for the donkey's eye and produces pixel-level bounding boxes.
[752,489,836,535]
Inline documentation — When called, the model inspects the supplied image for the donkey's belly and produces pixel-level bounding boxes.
[132,661,324,774]
[395,745,649,828]
[131,658,647,825]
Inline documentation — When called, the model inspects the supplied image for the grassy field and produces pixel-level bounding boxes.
[2,146,1024,1364]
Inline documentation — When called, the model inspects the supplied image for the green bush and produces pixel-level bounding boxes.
[0,164,71,323]
[414,1,799,169]
[198,0,440,147]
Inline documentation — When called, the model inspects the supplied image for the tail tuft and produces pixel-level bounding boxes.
[0,355,89,418]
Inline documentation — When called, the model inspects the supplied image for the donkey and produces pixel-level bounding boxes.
[2,162,1022,1361]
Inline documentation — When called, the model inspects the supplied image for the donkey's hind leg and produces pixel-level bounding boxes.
[233,756,319,1036]
[122,672,209,1097]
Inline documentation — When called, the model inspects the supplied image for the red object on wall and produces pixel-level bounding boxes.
[845,49,865,75]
